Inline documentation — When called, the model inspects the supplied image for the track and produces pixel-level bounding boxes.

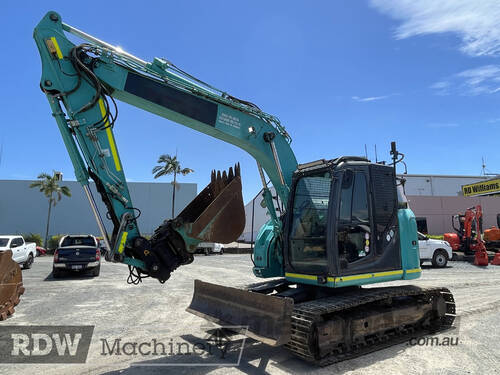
[286,286,455,366]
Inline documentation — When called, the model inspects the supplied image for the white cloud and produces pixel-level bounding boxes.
[431,65,500,95]
[352,94,391,102]
[370,0,500,56]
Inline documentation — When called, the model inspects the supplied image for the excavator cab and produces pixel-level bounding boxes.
[283,158,402,284]
[189,157,424,348]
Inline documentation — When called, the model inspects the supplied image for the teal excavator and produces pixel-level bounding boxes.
[27,11,455,365]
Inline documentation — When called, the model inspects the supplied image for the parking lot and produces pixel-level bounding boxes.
[5,255,500,374]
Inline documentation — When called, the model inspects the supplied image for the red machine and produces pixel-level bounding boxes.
[443,205,489,266]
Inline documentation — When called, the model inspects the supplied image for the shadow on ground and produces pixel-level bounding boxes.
[43,271,96,281]
[100,330,411,375]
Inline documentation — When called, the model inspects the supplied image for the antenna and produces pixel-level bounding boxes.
[480,157,499,176]
[374,144,378,163]
[364,144,368,159]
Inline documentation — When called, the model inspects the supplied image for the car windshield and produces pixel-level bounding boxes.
[0,238,9,247]
[61,236,96,247]
[417,232,427,241]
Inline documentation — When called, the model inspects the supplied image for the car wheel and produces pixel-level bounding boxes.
[204,249,209,256]
[53,268,62,278]
[23,254,34,270]
[432,250,448,268]
[92,266,100,277]
[219,248,224,255]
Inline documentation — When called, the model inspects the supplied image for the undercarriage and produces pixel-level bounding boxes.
[188,279,456,365]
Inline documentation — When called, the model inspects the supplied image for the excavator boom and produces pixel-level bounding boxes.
[33,11,296,283]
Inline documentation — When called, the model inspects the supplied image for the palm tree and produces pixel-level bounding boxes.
[30,173,71,249]
[152,154,194,218]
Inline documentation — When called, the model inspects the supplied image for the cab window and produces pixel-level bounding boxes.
[337,170,371,267]
[289,171,332,272]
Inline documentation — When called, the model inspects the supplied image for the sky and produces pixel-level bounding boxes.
[2,1,500,203]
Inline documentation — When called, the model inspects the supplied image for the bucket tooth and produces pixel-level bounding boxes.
[228,167,234,180]
[216,171,222,195]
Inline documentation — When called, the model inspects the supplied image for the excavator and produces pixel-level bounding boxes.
[3,11,456,364]
[444,205,500,266]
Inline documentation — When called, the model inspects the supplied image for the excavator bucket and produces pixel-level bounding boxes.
[474,249,489,266]
[0,250,24,320]
[187,280,293,346]
[491,252,500,265]
[176,163,245,249]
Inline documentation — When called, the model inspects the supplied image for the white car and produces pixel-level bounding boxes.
[0,235,37,269]
[197,242,224,255]
[418,232,452,268]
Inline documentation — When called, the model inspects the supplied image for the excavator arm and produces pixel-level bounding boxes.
[33,11,297,282]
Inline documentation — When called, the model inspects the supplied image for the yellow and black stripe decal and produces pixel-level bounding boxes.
[98,99,122,172]
[405,268,422,274]
[285,272,335,283]
[49,37,63,59]
[285,268,421,284]
[337,269,403,282]
[117,231,128,254]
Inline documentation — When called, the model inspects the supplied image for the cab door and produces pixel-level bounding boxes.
[285,169,333,276]
[10,237,23,263]
[417,233,430,259]
[335,164,401,276]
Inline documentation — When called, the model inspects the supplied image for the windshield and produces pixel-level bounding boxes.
[0,238,9,247]
[61,236,96,247]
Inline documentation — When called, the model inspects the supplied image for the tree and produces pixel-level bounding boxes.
[30,173,71,249]
[152,154,194,218]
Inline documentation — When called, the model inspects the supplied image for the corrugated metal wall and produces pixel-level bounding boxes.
[402,175,490,196]
[0,180,197,237]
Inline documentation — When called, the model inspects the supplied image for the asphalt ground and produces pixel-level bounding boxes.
[2,255,500,375]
